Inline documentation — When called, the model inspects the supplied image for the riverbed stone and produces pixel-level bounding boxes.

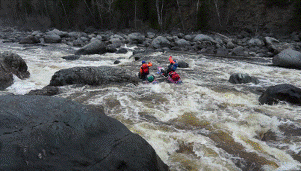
[259,84,301,105]
[0,95,169,170]
[229,73,259,84]
[26,86,60,96]
[0,51,30,79]
[177,60,189,68]
[19,35,40,44]
[115,48,128,54]
[128,32,145,44]
[0,69,13,90]
[272,49,301,69]
[75,39,107,55]
[230,46,247,56]
[49,66,139,86]
[44,34,61,43]
[61,55,81,60]
[151,36,171,49]
[193,34,215,42]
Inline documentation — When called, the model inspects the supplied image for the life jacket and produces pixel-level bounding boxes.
[171,63,178,71]
[140,64,149,74]
[169,71,180,81]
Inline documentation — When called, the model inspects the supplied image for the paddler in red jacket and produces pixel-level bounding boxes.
[139,61,153,80]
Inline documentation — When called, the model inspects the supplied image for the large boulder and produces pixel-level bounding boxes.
[177,60,189,68]
[0,95,169,170]
[175,39,190,47]
[0,51,30,79]
[44,34,61,43]
[49,66,139,86]
[115,48,128,54]
[264,37,293,55]
[109,34,125,48]
[46,28,68,37]
[0,69,13,90]
[230,46,247,56]
[259,84,301,105]
[75,39,107,55]
[216,47,229,57]
[128,32,145,44]
[229,73,259,84]
[151,36,171,49]
[248,38,264,47]
[19,35,40,44]
[272,49,301,69]
[193,34,215,43]
[147,32,156,39]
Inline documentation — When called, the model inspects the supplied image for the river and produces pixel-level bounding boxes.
[1,41,301,171]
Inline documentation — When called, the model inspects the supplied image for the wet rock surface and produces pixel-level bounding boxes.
[0,51,30,90]
[229,73,259,84]
[272,49,301,69]
[49,66,139,86]
[259,84,301,105]
[0,95,169,170]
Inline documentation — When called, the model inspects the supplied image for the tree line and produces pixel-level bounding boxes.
[0,0,300,32]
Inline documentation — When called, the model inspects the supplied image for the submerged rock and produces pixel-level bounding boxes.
[259,84,301,105]
[0,95,169,170]
[229,73,259,84]
[49,66,139,86]
[61,55,81,61]
[177,60,189,68]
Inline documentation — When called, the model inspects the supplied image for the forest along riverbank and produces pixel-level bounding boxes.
[1,27,301,170]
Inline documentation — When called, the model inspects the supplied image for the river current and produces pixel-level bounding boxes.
[1,41,301,171]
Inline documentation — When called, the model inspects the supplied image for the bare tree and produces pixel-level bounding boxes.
[213,0,223,28]
[176,0,185,31]
[156,0,164,30]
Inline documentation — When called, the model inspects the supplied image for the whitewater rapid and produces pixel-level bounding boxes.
[1,41,301,170]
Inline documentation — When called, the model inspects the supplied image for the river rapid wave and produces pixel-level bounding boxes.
[1,41,301,171]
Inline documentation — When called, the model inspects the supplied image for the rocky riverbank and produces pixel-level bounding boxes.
[1,27,301,59]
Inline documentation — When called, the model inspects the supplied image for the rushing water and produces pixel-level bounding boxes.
[1,41,301,171]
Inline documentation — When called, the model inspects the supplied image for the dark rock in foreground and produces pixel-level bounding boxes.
[0,51,30,79]
[0,51,30,90]
[229,73,259,84]
[272,49,301,69]
[26,86,60,96]
[0,69,13,90]
[259,84,301,105]
[49,66,139,86]
[0,95,169,170]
